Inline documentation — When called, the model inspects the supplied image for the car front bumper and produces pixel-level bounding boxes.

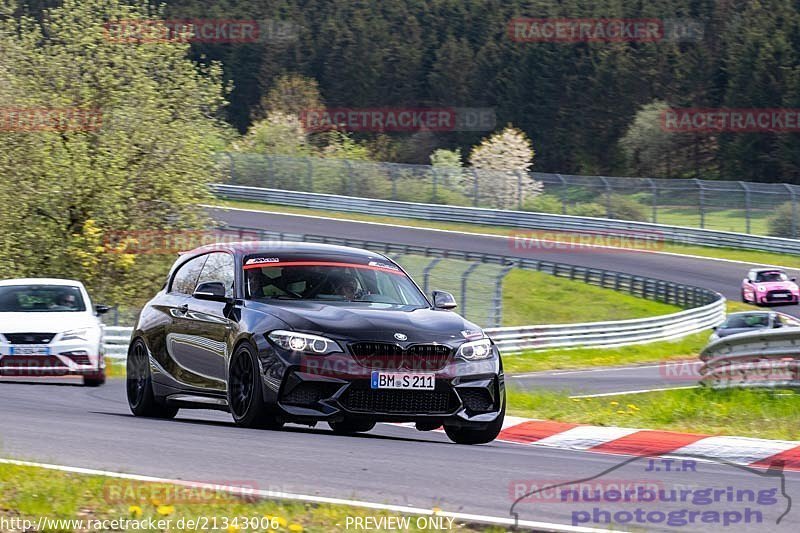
[0,340,104,377]
[258,344,505,426]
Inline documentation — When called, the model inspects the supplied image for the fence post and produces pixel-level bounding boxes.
[431,168,438,204]
[516,170,523,210]
[491,263,516,327]
[600,176,612,218]
[556,174,567,214]
[472,168,480,207]
[422,257,442,295]
[648,178,658,223]
[224,152,236,183]
[786,184,798,238]
[343,160,354,196]
[460,262,481,320]
[306,157,313,192]
[266,155,274,189]
[739,181,751,234]
[694,178,705,228]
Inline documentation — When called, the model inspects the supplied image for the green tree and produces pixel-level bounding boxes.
[0,0,228,306]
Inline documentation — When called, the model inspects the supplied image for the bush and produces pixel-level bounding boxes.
[568,202,607,217]
[767,203,797,238]
[521,194,563,213]
[607,194,649,221]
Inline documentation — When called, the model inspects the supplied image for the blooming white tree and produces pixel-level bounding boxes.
[467,126,542,209]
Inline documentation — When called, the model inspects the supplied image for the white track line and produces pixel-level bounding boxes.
[205,204,800,270]
[0,458,610,533]
[568,386,701,399]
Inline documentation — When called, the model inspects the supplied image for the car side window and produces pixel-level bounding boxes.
[196,252,235,298]
[170,255,208,295]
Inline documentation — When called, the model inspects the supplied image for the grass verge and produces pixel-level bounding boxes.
[212,200,800,269]
[506,387,800,441]
[0,463,498,532]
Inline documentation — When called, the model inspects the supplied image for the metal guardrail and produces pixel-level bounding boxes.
[211,184,800,255]
[103,229,725,357]
[223,153,800,237]
[104,326,132,360]
[699,328,800,389]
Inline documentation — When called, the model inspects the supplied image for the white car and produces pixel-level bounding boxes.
[0,278,108,386]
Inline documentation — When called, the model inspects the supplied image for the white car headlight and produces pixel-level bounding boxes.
[267,330,342,355]
[456,338,494,361]
[61,328,89,342]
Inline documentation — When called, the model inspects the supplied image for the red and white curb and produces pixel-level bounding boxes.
[401,416,800,471]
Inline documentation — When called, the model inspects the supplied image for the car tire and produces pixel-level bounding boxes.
[741,289,748,303]
[83,370,106,387]
[126,338,178,419]
[444,405,505,445]
[329,418,376,435]
[228,343,284,430]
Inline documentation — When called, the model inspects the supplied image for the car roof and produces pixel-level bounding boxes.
[183,241,389,262]
[749,268,784,274]
[0,278,85,287]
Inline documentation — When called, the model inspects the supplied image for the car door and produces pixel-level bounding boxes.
[156,253,209,388]
[169,251,235,392]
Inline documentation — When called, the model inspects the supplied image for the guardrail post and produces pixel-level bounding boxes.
[460,262,481,320]
[422,257,442,295]
[491,263,516,327]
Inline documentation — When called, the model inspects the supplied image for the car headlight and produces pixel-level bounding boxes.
[456,338,494,361]
[61,328,89,341]
[267,330,342,355]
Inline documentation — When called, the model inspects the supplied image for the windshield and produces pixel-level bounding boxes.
[722,314,770,329]
[0,285,86,313]
[244,261,429,307]
[755,271,789,283]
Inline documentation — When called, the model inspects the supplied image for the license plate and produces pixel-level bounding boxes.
[9,345,50,356]
[773,294,790,298]
[371,371,435,390]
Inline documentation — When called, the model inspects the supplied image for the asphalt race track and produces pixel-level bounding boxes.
[2,378,799,532]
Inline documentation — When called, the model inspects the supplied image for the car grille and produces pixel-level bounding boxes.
[0,356,66,368]
[766,290,794,302]
[3,333,55,344]
[340,383,458,414]
[349,342,452,371]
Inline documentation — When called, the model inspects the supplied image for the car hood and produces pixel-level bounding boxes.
[0,312,98,335]
[756,282,798,290]
[251,301,480,344]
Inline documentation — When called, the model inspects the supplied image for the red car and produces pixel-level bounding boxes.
[741,268,799,306]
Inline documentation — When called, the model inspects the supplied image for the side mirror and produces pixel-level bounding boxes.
[712,326,718,331]
[95,304,111,315]
[432,290,457,310]
[193,281,229,302]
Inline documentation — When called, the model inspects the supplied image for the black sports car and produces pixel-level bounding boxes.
[126,241,505,444]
